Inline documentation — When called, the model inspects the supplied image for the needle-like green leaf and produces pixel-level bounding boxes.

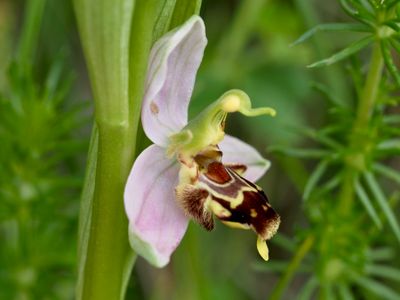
[308,36,374,68]
[337,284,355,300]
[367,247,395,261]
[383,114,400,124]
[373,163,400,185]
[298,276,318,300]
[353,275,400,300]
[364,172,400,242]
[366,264,400,282]
[377,139,400,153]
[354,178,382,229]
[303,160,329,200]
[291,23,371,47]
[381,40,400,88]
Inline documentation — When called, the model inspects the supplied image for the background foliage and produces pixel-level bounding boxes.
[0,0,399,299]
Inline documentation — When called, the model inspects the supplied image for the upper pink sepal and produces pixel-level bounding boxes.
[142,16,207,147]
[124,144,189,267]
[219,134,271,182]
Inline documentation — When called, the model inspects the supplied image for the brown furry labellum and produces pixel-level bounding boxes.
[175,145,280,260]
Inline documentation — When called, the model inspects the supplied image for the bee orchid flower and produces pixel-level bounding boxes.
[124,16,280,267]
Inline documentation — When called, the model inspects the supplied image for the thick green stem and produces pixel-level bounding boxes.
[269,235,315,300]
[81,123,136,299]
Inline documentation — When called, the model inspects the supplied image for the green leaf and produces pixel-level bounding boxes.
[339,0,358,17]
[296,127,343,150]
[291,23,371,47]
[366,264,400,282]
[338,0,375,24]
[152,0,177,42]
[383,114,400,124]
[17,0,47,75]
[303,160,329,200]
[76,125,98,300]
[373,163,400,185]
[364,172,400,243]
[322,175,341,192]
[151,0,200,42]
[367,247,395,261]
[169,0,202,28]
[353,275,400,300]
[308,36,374,68]
[381,40,400,88]
[354,178,382,229]
[129,0,173,132]
[390,37,400,54]
[337,284,355,300]
[377,139,400,153]
[386,0,400,9]
[298,276,318,300]
[382,20,400,32]
[74,0,135,123]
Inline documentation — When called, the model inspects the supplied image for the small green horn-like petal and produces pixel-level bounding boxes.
[222,89,276,117]
[168,89,276,157]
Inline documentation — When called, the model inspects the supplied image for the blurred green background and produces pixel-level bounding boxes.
[1,0,399,299]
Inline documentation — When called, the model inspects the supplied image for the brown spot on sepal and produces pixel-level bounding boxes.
[150,101,159,114]
[175,184,214,231]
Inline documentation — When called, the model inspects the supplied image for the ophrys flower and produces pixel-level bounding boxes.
[124,16,280,267]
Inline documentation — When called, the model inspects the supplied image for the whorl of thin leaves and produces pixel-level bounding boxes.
[267,1,400,299]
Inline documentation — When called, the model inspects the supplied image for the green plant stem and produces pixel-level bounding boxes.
[81,123,136,300]
[269,235,315,300]
[354,42,384,131]
[339,42,384,214]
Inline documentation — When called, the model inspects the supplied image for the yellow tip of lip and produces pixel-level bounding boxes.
[257,236,269,261]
